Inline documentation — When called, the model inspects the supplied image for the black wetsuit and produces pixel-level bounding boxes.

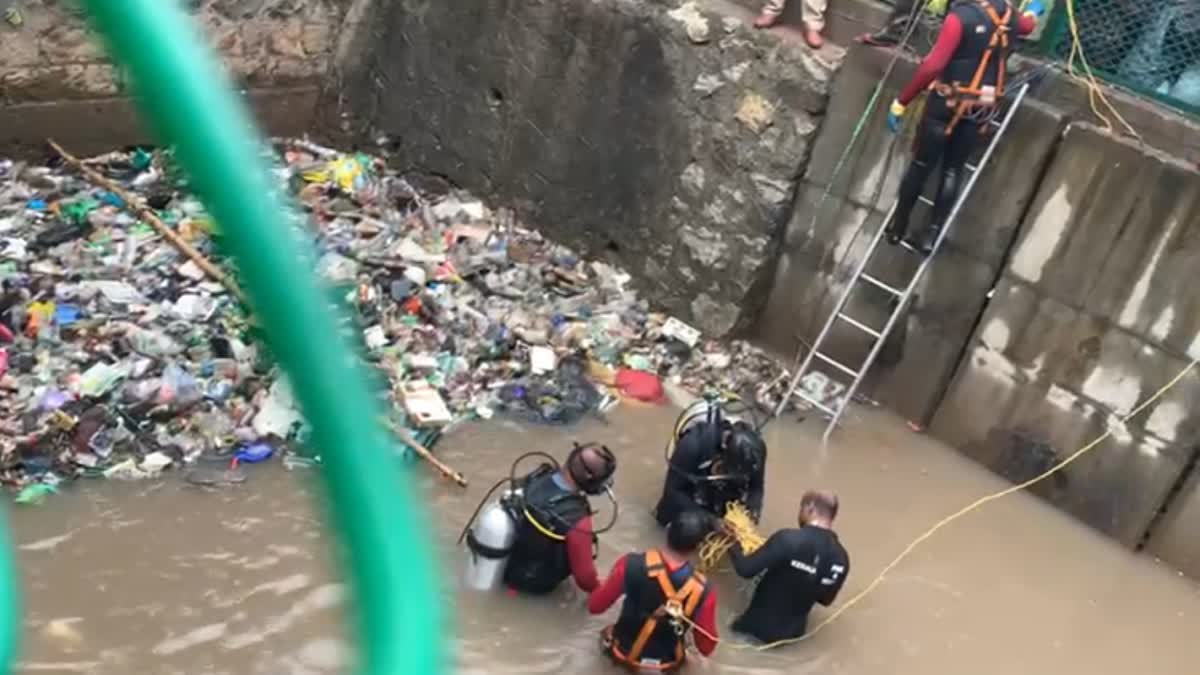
[730,526,850,643]
[654,424,764,527]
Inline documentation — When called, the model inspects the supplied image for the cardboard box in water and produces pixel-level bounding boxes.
[401,381,453,427]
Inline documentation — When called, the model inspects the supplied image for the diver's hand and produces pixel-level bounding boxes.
[886,99,906,134]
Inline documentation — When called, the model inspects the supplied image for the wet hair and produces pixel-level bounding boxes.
[565,442,617,495]
[666,511,713,554]
[801,490,839,520]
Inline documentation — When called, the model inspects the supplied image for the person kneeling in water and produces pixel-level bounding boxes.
[656,418,767,527]
[588,511,718,672]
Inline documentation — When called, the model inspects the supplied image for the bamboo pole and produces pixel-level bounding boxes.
[48,139,251,306]
[382,419,468,487]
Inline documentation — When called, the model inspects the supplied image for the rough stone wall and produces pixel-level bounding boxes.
[0,0,356,154]
[332,0,840,335]
[932,124,1200,548]
[0,0,350,99]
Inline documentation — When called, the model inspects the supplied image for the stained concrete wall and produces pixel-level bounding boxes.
[931,124,1200,547]
[757,44,1065,425]
[1147,467,1200,580]
[0,0,358,155]
[331,0,840,336]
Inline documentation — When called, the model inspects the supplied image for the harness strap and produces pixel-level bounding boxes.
[943,0,1012,136]
[617,550,707,671]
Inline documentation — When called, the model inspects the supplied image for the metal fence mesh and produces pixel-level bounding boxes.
[1045,1,1200,114]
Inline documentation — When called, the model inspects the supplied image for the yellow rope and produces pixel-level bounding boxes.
[696,503,765,573]
[678,356,1200,653]
[1062,0,1142,140]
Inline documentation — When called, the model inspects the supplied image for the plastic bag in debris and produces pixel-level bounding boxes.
[14,483,57,505]
[253,378,301,438]
[302,154,372,193]
[614,368,664,403]
[496,355,602,425]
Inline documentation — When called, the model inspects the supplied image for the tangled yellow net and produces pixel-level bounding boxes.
[697,502,766,573]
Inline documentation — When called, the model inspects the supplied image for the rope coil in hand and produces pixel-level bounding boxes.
[697,503,766,573]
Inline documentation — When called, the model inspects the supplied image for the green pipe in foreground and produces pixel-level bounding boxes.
[77,1,445,673]
[0,515,15,672]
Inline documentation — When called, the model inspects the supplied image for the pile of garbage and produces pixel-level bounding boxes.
[0,139,795,500]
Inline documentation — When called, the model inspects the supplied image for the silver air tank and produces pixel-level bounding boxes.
[672,399,742,448]
[463,495,518,591]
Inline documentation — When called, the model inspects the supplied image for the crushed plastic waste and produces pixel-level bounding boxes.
[0,139,799,501]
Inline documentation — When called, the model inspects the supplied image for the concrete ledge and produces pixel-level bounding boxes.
[0,87,323,158]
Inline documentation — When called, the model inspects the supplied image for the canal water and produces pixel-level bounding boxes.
[11,405,1200,673]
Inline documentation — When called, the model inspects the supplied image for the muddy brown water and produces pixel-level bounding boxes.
[11,405,1200,674]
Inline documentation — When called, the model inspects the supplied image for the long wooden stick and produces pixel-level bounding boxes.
[48,139,251,306]
[382,419,468,487]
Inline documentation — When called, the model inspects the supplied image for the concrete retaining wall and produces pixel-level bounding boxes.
[751,39,1200,567]
[757,44,1065,425]
[931,124,1200,547]
[331,0,841,335]
[0,0,357,155]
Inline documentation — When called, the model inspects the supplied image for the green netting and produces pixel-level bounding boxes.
[1043,1,1200,115]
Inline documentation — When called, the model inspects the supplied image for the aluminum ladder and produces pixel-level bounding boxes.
[775,83,1029,442]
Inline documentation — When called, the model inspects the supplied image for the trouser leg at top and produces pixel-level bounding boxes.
[803,0,827,31]
[864,0,917,44]
[761,0,786,18]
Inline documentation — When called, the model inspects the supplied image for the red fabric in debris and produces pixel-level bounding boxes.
[615,369,663,403]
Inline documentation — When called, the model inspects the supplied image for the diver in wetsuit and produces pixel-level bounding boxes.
[728,490,850,644]
[883,0,1044,255]
[502,443,618,595]
[655,419,766,527]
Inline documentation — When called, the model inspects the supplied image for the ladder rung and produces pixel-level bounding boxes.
[813,351,859,378]
[898,239,919,253]
[791,386,838,416]
[836,312,882,339]
[988,118,1002,127]
[918,195,934,206]
[861,272,902,296]
[966,163,978,172]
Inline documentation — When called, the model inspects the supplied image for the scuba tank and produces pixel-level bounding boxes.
[463,490,519,591]
[460,444,619,593]
[668,395,742,459]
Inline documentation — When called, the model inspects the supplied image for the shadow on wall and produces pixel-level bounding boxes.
[341,0,680,315]
[331,0,839,336]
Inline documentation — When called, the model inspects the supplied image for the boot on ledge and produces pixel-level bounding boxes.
[753,12,780,29]
[803,25,824,48]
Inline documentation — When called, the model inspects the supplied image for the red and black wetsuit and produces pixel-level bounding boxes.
[503,468,600,594]
[589,550,718,670]
[888,0,1036,248]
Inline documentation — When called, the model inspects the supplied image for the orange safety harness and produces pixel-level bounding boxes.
[930,0,1013,136]
[608,550,707,672]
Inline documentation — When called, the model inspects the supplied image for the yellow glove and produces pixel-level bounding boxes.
[886,100,906,133]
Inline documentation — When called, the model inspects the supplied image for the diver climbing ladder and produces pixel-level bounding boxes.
[775,83,1030,442]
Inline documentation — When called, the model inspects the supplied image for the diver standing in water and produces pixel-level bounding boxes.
[462,443,618,595]
[655,402,767,527]
[727,490,849,644]
[883,0,1043,255]
[589,511,719,672]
